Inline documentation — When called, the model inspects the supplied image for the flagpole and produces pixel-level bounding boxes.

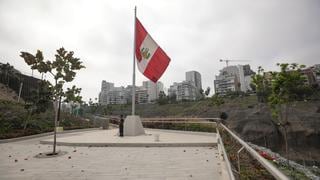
[132,6,137,115]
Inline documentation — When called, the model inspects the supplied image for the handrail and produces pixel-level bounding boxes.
[216,128,236,180]
[219,123,289,180]
[142,117,220,121]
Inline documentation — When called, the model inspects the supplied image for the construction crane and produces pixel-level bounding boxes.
[219,59,250,67]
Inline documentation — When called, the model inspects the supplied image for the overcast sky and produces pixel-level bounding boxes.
[1,0,319,101]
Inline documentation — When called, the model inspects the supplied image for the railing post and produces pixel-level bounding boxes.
[237,146,245,173]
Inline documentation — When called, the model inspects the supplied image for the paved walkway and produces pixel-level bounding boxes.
[0,129,229,180]
[40,129,218,147]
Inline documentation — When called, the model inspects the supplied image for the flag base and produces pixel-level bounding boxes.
[124,115,145,136]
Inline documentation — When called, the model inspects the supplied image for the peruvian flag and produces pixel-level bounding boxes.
[135,18,170,83]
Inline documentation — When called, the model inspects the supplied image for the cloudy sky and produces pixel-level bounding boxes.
[1,0,319,101]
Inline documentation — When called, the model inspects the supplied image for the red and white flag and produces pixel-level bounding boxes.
[135,18,170,83]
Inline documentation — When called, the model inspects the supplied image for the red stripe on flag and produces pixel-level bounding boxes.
[135,18,147,62]
[143,47,170,83]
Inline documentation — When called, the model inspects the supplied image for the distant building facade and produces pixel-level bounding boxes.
[142,81,164,103]
[168,70,202,101]
[214,65,255,95]
[186,71,202,90]
[176,81,197,101]
[99,80,154,105]
[301,64,320,87]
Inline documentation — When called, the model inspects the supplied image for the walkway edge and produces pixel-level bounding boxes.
[39,140,217,147]
[0,128,100,144]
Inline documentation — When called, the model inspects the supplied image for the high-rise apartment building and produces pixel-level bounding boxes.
[186,71,202,90]
[214,65,255,95]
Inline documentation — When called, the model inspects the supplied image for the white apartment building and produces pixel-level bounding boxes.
[214,65,255,95]
[99,81,150,105]
[168,82,178,98]
[176,81,197,101]
[135,88,148,104]
[99,81,114,105]
[142,81,164,103]
[106,86,127,105]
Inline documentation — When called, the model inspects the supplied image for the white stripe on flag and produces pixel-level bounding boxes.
[137,34,159,73]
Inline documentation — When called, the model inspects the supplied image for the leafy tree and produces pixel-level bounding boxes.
[210,94,224,107]
[64,86,82,116]
[0,63,18,88]
[268,63,307,156]
[20,47,85,154]
[251,66,271,103]
[157,91,168,105]
[204,87,210,97]
[23,80,52,130]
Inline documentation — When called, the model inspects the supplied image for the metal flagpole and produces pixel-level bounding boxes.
[132,6,137,115]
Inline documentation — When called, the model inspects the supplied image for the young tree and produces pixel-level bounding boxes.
[268,63,307,156]
[251,66,271,103]
[204,87,210,97]
[20,47,85,155]
[157,91,168,105]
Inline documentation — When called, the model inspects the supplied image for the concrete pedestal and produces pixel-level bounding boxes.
[124,115,145,136]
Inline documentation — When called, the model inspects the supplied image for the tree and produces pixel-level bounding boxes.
[210,94,224,107]
[204,87,210,97]
[64,86,82,116]
[168,93,177,104]
[20,47,85,155]
[157,91,168,105]
[23,80,52,131]
[0,63,18,89]
[251,66,271,103]
[268,63,307,156]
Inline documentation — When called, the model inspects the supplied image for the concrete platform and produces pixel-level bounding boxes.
[40,129,217,147]
[0,128,229,180]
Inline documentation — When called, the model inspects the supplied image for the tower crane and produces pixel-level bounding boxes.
[219,59,250,67]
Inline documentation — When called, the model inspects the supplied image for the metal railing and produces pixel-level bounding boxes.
[218,123,289,180]
[216,127,236,180]
[137,117,289,180]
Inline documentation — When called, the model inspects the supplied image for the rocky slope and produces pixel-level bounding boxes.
[222,100,320,166]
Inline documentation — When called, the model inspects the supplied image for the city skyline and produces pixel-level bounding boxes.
[1,0,319,101]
